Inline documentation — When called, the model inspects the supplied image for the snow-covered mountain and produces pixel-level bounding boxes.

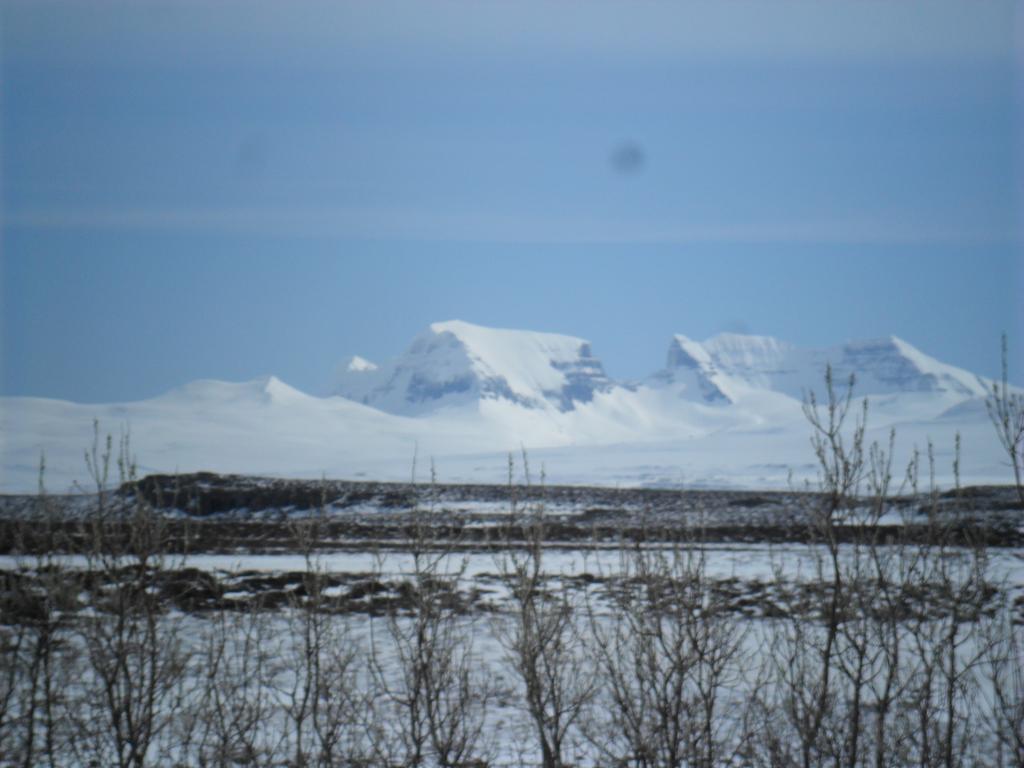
[337,320,616,415]
[0,321,1013,493]
[651,333,989,405]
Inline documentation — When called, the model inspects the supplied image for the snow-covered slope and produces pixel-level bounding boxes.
[0,323,1013,493]
[336,320,616,415]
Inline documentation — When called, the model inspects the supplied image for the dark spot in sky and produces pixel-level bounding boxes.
[610,142,645,175]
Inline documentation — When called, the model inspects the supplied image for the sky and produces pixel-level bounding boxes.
[1,0,1022,403]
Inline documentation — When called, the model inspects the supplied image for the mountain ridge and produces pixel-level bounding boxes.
[0,320,1014,493]
[339,321,993,415]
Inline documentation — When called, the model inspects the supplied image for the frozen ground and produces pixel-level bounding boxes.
[2,476,1021,766]
[3,541,1022,621]
[2,538,1020,767]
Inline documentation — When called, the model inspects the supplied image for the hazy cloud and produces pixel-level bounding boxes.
[3,1,1017,70]
[6,205,1017,248]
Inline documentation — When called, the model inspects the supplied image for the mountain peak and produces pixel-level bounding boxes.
[705,331,790,347]
[429,319,483,335]
[667,335,713,369]
[660,336,732,403]
[259,375,305,400]
[835,336,985,397]
[428,319,592,354]
[160,375,308,405]
[706,331,792,350]
[657,332,986,402]
[336,320,614,415]
[346,355,378,373]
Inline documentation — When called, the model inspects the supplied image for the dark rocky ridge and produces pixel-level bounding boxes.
[1,472,1021,551]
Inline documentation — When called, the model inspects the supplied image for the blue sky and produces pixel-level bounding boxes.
[2,1,1022,402]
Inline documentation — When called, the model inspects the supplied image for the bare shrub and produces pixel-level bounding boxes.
[745,368,1005,768]
[370,458,494,768]
[981,592,1024,767]
[495,453,594,768]
[584,522,748,768]
[180,606,280,766]
[985,334,1024,506]
[273,494,374,767]
[58,425,189,768]
[0,457,78,767]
